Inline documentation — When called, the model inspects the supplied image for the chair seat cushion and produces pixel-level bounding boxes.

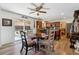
[23,39,35,46]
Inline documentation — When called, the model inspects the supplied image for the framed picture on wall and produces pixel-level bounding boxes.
[2,18,12,26]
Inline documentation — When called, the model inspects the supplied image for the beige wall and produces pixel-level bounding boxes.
[0,8,35,46]
[15,19,31,26]
[60,22,67,29]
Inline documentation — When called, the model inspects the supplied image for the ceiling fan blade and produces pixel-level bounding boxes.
[40,3,44,6]
[31,3,38,7]
[29,12,35,14]
[28,8,36,11]
[39,11,47,13]
[37,13,39,16]
[42,8,50,10]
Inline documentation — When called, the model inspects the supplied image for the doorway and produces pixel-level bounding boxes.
[14,19,34,41]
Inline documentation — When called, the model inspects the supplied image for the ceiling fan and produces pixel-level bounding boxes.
[28,3,49,16]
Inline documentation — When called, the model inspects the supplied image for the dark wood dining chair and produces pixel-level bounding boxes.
[20,31,37,55]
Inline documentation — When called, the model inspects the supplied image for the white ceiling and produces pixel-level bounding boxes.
[0,3,79,21]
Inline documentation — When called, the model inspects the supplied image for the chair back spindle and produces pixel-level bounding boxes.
[20,31,27,46]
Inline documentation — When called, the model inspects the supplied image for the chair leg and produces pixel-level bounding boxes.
[35,43,37,52]
[25,46,28,55]
[20,45,24,53]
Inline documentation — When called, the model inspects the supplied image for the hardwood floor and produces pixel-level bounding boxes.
[54,35,79,55]
[0,36,79,55]
[54,35,73,55]
[0,41,44,55]
[0,41,22,55]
